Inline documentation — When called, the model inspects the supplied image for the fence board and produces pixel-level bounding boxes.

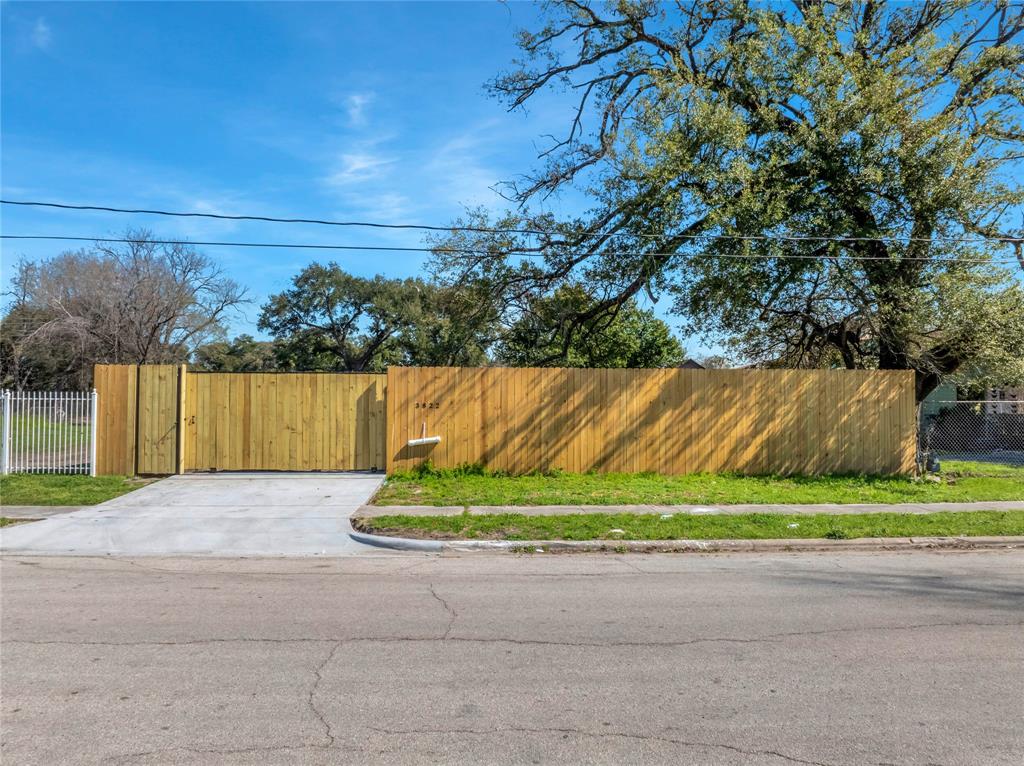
[386,367,917,476]
[93,364,138,475]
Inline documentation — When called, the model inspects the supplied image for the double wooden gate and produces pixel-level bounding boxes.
[94,366,386,474]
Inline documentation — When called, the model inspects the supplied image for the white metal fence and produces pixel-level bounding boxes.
[0,390,98,475]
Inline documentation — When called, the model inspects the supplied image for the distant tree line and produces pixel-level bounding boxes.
[197,262,685,373]
[1,232,685,389]
[1,231,246,390]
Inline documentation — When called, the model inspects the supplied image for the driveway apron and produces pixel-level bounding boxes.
[0,473,388,556]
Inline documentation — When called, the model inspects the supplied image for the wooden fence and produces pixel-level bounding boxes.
[386,367,917,475]
[94,366,386,474]
[94,364,916,476]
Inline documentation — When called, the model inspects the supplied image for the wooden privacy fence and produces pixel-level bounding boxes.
[386,367,917,476]
[93,365,386,474]
[95,364,916,476]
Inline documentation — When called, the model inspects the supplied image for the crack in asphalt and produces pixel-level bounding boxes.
[308,642,342,747]
[366,724,832,766]
[100,642,347,764]
[615,557,647,574]
[428,583,457,639]
[6,619,1021,650]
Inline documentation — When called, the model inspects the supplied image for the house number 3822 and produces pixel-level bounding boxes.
[415,401,440,409]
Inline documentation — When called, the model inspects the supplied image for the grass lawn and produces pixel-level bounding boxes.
[0,517,29,527]
[354,510,1024,541]
[6,415,91,451]
[0,475,150,506]
[942,460,1024,479]
[373,461,1024,507]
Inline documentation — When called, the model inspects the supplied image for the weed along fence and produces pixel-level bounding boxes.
[93,365,386,474]
[386,367,918,476]
[93,364,915,476]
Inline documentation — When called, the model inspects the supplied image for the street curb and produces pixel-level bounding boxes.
[349,531,444,552]
[348,531,1024,554]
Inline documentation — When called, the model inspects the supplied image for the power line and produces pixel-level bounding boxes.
[3,198,1021,246]
[1,199,523,235]
[2,234,1019,264]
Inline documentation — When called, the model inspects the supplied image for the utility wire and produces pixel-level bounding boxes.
[2,198,1021,246]
[2,234,1019,264]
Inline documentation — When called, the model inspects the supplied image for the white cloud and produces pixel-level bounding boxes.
[30,18,52,51]
[423,123,504,208]
[340,191,416,225]
[343,93,374,127]
[324,150,395,186]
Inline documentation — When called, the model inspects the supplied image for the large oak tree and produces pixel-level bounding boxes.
[432,0,1024,399]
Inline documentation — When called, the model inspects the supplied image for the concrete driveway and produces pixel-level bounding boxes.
[0,473,387,556]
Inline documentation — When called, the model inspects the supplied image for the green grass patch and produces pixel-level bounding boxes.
[0,475,150,506]
[6,415,90,453]
[941,460,1024,479]
[355,510,1024,541]
[373,463,1024,507]
[0,517,29,527]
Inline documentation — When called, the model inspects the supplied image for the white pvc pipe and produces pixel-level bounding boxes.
[407,436,442,446]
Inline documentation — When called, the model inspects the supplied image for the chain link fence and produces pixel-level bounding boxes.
[919,400,1024,473]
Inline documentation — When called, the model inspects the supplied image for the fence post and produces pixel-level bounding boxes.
[89,388,98,477]
[1,390,10,475]
[177,364,187,474]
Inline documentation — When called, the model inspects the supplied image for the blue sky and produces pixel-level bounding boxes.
[3,2,674,345]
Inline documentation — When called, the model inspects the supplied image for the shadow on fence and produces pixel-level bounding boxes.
[387,367,916,477]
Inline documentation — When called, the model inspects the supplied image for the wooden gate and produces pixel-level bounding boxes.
[183,372,386,472]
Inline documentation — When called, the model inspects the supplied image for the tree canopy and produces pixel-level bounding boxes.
[257,263,497,371]
[431,0,1024,399]
[495,285,684,367]
[254,263,685,372]
[192,334,278,373]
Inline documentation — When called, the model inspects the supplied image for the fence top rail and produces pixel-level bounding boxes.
[2,389,95,395]
[385,366,913,374]
[185,370,387,376]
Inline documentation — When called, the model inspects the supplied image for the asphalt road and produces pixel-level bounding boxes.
[2,550,1022,765]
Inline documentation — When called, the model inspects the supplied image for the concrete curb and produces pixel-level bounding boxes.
[349,530,444,552]
[348,532,1024,554]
